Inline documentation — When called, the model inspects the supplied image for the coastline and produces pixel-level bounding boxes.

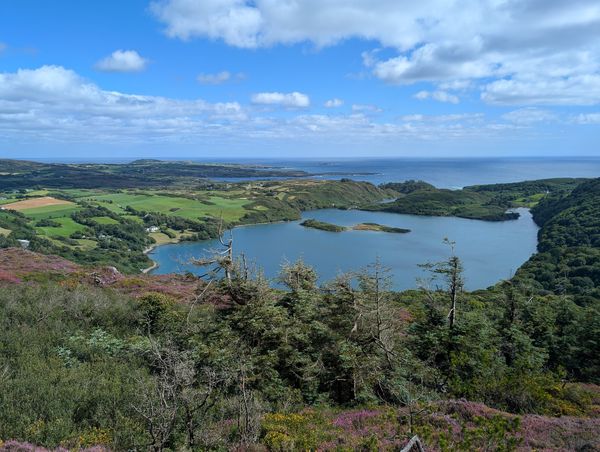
[139,218,296,274]
[141,244,159,274]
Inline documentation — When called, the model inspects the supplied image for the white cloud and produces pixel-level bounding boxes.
[400,113,484,123]
[482,75,600,106]
[438,80,472,91]
[502,108,557,125]
[414,90,459,104]
[197,71,231,84]
[151,0,600,106]
[572,113,600,124]
[151,0,263,48]
[0,65,246,144]
[251,91,310,108]
[324,98,343,108]
[0,65,594,154]
[351,104,382,113]
[95,50,148,73]
[373,39,495,85]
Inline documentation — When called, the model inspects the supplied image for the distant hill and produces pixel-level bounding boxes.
[0,158,311,189]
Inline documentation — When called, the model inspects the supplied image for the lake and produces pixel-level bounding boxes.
[149,208,538,290]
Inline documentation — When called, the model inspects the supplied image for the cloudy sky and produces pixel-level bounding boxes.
[1,0,599,158]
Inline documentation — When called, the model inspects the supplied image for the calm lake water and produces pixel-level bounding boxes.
[150,208,538,290]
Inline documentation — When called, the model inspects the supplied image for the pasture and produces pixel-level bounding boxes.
[89,192,249,222]
[91,216,120,225]
[35,217,86,238]
[18,204,81,221]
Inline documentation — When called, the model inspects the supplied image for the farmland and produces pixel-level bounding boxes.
[0,179,391,272]
[2,196,73,211]
[35,217,86,238]
[19,204,82,221]
[88,192,250,222]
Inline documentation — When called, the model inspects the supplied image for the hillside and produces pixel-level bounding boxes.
[0,246,598,450]
[0,159,311,190]
[516,178,600,300]
[0,179,391,273]
[366,178,587,221]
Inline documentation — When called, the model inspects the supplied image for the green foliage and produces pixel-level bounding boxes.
[368,178,586,221]
[516,178,600,299]
[300,218,347,232]
[262,411,334,451]
[0,254,597,449]
[136,292,177,334]
[379,179,436,194]
[433,415,522,452]
[353,222,410,233]
[366,187,518,221]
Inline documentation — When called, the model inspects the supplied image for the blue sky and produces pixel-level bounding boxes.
[0,0,599,159]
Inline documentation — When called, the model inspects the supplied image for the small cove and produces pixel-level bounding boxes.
[149,207,538,291]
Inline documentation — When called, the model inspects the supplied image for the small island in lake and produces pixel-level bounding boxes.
[300,219,410,233]
[352,222,411,233]
[300,219,347,232]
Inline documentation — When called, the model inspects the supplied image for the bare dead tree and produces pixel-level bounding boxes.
[418,238,464,331]
[191,219,261,306]
[356,259,398,367]
[192,219,234,282]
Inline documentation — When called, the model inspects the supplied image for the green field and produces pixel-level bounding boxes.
[0,226,11,236]
[62,189,110,198]
[76,238,97,250]
[89,192,249,222]
[122,214,143,223]
[26,189,50,196]
[20,204,81,221]
[91,216,120,225]
[514,193,546,208]
[35,217,86,238]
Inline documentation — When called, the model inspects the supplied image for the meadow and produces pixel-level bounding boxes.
[88,192,250,222]
[35,217,86,238]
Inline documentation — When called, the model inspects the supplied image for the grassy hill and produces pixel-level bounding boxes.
[366,178,587,221]
[516,178,600,300]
